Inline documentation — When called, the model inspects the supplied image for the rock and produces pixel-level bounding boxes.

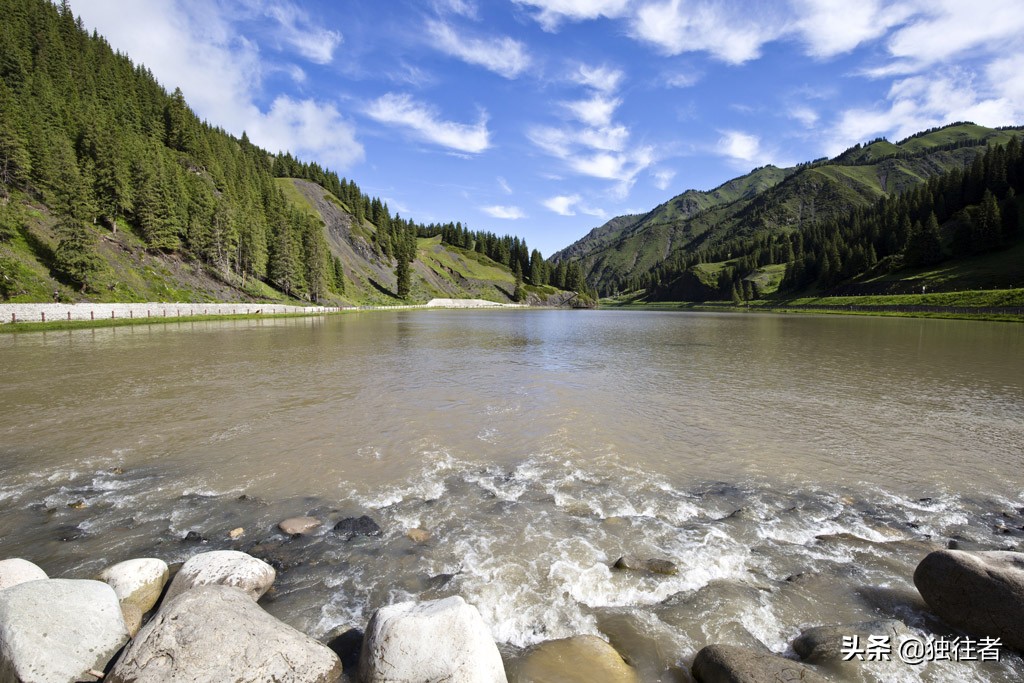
[183,530,207,543]
[0,578,129,683]
[121,602,144,638]
[612,556,678,575]
[163,550,275,603]
[692,645,829,683]
[0,558,47,591]
[229,527,245,539]
[509,634,639,683]
[333,515,381,540]
[107,585,342,683]
[280,516,322,535]
[406,528,431,543]
[359,596,506,683]
[792,619,910,663]
[97,558,169,613]
[323,627,363,674]
[914,549,1024,650]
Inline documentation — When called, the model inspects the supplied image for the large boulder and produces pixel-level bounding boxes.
[914,549,1024,650]
[107,585,342,682]
[0,578,129,683]
[359,596,507,683]
[97,558,169,613]
[509,635,639,683]
[792,619,910,663]
[163,550,275,603]
[692,645,829,683]
[0,558,47,591]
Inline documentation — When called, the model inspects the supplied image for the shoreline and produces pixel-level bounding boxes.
[604,301,1024,323]
[0,299,529,333]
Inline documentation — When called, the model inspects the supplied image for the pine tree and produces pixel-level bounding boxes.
[513,261,524,302]
[333,255,346,295]
[395,255,410,299]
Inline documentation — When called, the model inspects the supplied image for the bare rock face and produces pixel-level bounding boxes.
[0,558,47,592]
[914,549,1024,650]
[0,578,129,683]
[692,644,829,683]
[163,550,275,603]
[359,596,507,683]
[107,585,342,683]
[508,634,639,683]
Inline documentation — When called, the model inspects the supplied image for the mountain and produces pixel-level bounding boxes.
[556,123,1023,296]
[0,0,574,307]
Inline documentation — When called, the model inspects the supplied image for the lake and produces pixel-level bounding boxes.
[1,309,1023,681]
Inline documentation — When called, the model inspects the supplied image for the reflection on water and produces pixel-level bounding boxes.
[1,310,1023,681]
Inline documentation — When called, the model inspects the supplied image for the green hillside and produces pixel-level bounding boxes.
[556,123,1023,297]
[0,0,576,307]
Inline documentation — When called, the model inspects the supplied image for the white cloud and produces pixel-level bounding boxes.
[497,176,513,194]
[789,105,819,127]
[542,194,606,217]
[543,194,580,215]
[249,97,363,168]
[791,0,907,59]
[563,94,621,127]
[427,20,532,79]
[365,93,491,154]
[513,0,632,31]
[716,130,781,168]
[572,64,625,93]
[264,2,342,65]
[630,0,786,64]
[652,168,676,190]
[664,70,701,88]
[886,0,1024,67]
[71,0,364,169]
[482,205,526,219]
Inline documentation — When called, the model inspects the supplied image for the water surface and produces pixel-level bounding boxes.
[1,310,1022,681]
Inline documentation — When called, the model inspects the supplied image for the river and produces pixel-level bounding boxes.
[1,309,1022,681]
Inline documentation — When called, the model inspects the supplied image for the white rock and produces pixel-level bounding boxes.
[163,550,275,604]
[97,558,169,613]
[0,578,129,683]
[360,596,507,683]
[0,558,47,592]
[107,585,342,683]
[279,517,322,535]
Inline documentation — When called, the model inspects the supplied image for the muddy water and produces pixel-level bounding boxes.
[1,310,1023,681]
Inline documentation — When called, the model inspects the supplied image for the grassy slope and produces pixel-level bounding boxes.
[0,196,290,304]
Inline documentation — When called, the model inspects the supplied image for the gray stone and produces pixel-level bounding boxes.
[359,596,507,683]
[333,516,381,540]
[280,517,322,535]
[914,549,1024,650]
[692,644,829,683]
[163,550,275,603]
[0,559,47,592]
[792,619,909,663]
[508,635,639,683]
[97,557,169,613]
[107,585,342,683]
[0,578,129,683]
[612,556,678,575]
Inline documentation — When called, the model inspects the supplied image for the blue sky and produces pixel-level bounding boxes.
[72,0,1024,257]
